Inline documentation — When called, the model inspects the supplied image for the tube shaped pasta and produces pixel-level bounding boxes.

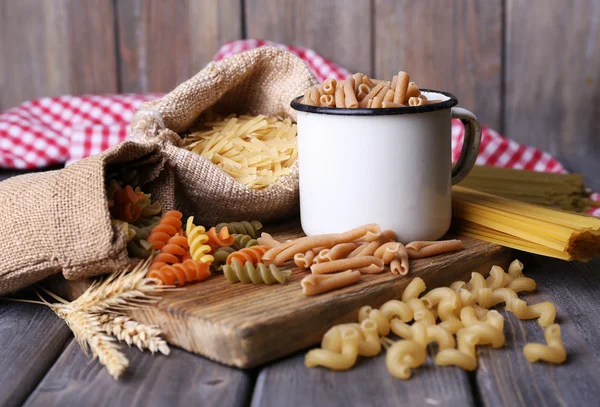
[321,323,362,353]
[380,299,413,322]
[485,265,509,290]
[317,243,358,262]
[358,307,390,336]
[359,83,384,108]
[406,82,420,99]
[310,87,320,106]
[356,83,371,101]
[383,89,395,103]
[335,82,346,108]
[385,340,427,380]
[311,256,384,275]
[343,78,359,108]
[322,78,337,95]
[393,71,410,104]
[371,96,383,108]
[390,243,409,275]
[402,277,426,302]
[507,277,537,292]
[305,328,360,370]
[508,259,525,278]
[353,73,364,93]
[319,94,335,107]
[301,270,361,296]
[374,242,401,264]
[406,239,463,259]
[435,348,478,371]
[257,232,281,248]
[294,250,315,269]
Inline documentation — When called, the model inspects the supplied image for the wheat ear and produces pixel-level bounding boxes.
[100,314,170,355]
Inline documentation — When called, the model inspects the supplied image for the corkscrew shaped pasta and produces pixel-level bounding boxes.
[523,324,566,364]
[222,260,291,284]
[127,240,153,259]
[111,184,144,223]
[206,226,235,252]
[134,187,162,217]
[226,245,269,266]
[231,234,259,250]
[129,216,161,241]
[148,259,211,286]
[385,340,427,380]
[147,210,183,250]
[186,216,214,264]
[212,246,235,271]
[149,235,189,272]
[216,221,263,238]
[305,327,360,371]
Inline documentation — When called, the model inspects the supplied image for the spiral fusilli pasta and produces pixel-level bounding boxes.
[216,221,263,238]
[222,259,291,284]
[206,226,235,252]
[186,216,214,264]
[149,235,188,272]
[147,210,183,250]
[148,259,211,286]
[212,246,235,271]
[226,245,269,266]
[231,234,259,250]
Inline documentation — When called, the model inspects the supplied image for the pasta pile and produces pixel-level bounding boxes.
[257,224,463,296]
[182,114,297,190]
[452,186,600,261]
[305,260,566,379]
[300,71,442,109]
[106,173,163,260]
[461,166,597,212]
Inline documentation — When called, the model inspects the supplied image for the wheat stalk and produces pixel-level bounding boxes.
[99,314,170,355]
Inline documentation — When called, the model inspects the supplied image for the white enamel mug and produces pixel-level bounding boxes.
[291,90,481,243]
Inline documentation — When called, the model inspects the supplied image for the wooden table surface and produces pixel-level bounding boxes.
[1,163,599,407]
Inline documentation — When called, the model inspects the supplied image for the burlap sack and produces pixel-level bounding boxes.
[129,46,318,226]
[0,141,172,295]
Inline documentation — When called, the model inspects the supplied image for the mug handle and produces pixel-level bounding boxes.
[451,107,482,185]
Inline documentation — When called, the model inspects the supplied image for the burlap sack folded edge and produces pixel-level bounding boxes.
[128,46,318,225]
[0,141,169,295]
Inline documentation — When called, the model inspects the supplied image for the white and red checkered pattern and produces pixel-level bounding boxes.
[1,39,598,215]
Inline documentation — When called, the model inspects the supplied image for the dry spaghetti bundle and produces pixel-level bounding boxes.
[452,186,600,261]
[182,114,297,190]
[461,166,596,212]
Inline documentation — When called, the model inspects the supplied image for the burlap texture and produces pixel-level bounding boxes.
[0,141,171,295]
[130,46,317,225]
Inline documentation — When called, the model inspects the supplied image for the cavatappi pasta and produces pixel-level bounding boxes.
[305,259,567,379]
[183,114,297,190]
[300,71,444,109]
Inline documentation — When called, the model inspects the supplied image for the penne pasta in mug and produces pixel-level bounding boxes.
[298,70,445,109]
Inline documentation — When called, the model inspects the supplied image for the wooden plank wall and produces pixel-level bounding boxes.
[0,0,598,161]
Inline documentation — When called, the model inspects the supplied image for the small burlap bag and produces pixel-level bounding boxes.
[0,141,172,295]
[130,46,318,226]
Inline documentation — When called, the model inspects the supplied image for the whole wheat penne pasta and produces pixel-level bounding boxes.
[337,224,382,242]
[257,232,282,248]
[320,94,335,107]
[391,243,409,275]
[406,239,463,259]
[353,73,364,93]
[362,76,375,87]
[302,96,316,106]
[359,83,384,107]
[335,83,346,108]
[358,262,385,274]
[301,270,361,296]
[356,84,371,101]
[366,99,373,108]
[323,78,337,95]
[382,101,404,108]
[377,84,391,99]
[294,250,315,269]
[374,242,401,264]
[318,243,358,262]
[409,97,444,106]
[383,89,395,103]
[354,230,395,256]
[348,242,368,258]
[391,75,398,90]
[343,79,359,108]
[311,256,383,275]
[371,96,383,108]
[310,87,321,106]
[406,82,420,99]
[393,71,410,104]
[317,84,324,95]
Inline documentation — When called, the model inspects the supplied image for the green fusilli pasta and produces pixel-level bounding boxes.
[216,221,263,238]
[231,234,259,250]
[212,246,235,271]
[223,259,291,284]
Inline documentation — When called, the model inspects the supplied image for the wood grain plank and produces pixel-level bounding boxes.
[23,339,252,407]
[505,0,600,159]
[251,350,474,407]
[0,300,72,407]
[116,0,242,93]
[246,0,372,75]
[53,220,511,368]
[0,0,117,110]
[475,268,600,406]
[374,0,503,130]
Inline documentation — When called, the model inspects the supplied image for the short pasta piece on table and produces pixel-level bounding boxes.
[223,260,291,284]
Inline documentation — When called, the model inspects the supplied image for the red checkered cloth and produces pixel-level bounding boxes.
[1,39,598,216]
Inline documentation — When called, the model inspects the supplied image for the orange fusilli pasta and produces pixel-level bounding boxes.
[147,210,183,250]
[226,245,270,266]
[206,226,235,252]
[149,234,189,272]
[148,259,211,286]
[111,184,145,223]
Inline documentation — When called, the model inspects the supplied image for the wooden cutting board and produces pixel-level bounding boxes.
[52,219,512,368]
